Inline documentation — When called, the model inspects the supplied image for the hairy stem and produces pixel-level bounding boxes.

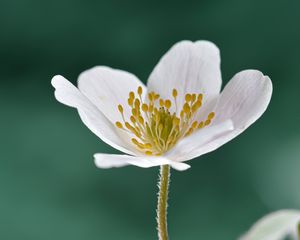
[157,165,170,240]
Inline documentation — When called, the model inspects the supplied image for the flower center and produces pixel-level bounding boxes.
[115,86,215,155]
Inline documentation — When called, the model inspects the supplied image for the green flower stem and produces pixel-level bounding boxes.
[157,165,171,240]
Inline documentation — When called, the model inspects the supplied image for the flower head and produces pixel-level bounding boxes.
[52,40,272,171]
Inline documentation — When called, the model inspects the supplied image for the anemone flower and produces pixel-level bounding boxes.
[52,40,272,240]
[241,210,300,240]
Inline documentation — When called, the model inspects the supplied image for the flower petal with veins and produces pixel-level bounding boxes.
[51,75,140,156]
[78,66,146,123]
[147,40,222,112]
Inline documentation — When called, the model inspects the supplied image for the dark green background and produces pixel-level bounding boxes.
[1,0,300,239]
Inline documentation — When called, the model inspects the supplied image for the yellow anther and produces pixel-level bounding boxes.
[183,103,190,114]
[165,99,171,109]
[142,103,148,112]
[191,103,197,113]
[204,119,211,126]
[138,116,144,124]
[185,128,193,137]
[118,104,123,113]
[185,94,192,102]
[128,98,134,106]
[192,100,202,113]
[196,100,202,108]
[159,99,164,107]
[145,151,153,155]
[131,138,139,145]
[134,99,140,108]
[144,143,152,148]
[172,89,178,98]
[138,86,143,95]
[198,94,203,101]
[148,93,153,101]
[129,91,135,99]
[133,129,141,138]
[154,94,160,100]
[132,108,137,116]
[208,112,215,120]
[198,121,204,129]
[130,116,136,123]
[115,121,123,129]
[125,122,133,130]
[192,121,198,129]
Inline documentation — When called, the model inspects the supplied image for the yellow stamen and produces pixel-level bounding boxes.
[172,89,178,98]
[185,94,192,102]
[183,103,190,114]
[145,151,153,156]
[115,85,216,155]
[198,94,203,101]
[138,116,144,125]
[204,119,211,126]
[118,104,123,113]
[115,121,123,129]
[159,99,164,107]
[135,99,140,108]
[129,91,135,98]
[128,98,134,106]
[192,121,198,129]
[165,100,171,109]
[208,112,215,120]
[142,103,148,112]
[130,116,136,123]
[138,86,143,96]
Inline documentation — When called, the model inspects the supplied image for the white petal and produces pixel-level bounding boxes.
[168,70,272,162]
[214,69,273,128]
[188,70,272,159]
[51,75,139,155]
[94,154,190,171]
[240,210,300,240]
[165,120,234,161]
[77,66,146,123]
[147,40,222,111]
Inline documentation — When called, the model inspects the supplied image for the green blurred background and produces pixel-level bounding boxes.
[0,0,300,239]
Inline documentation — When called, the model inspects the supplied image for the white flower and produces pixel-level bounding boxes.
[51,40,272,171]
[240,210,300,240]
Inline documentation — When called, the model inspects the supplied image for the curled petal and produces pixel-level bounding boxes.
[214,69,272,129]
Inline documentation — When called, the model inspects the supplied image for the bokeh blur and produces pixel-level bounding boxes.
[0,0,300,239]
